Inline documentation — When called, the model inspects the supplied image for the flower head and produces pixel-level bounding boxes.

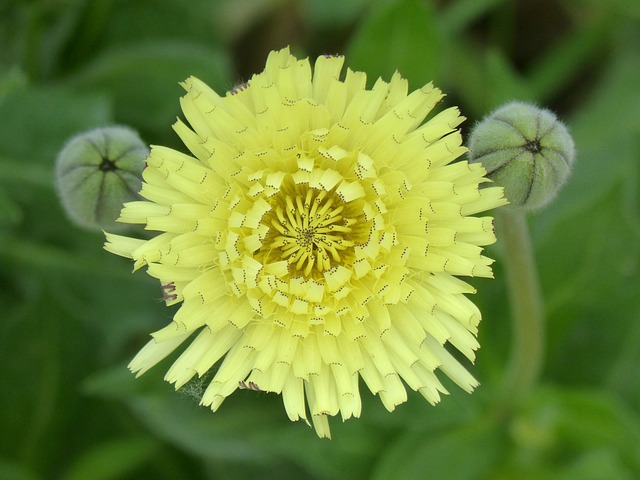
[105,47,506,437]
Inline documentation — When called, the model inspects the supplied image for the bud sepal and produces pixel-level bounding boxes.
[55,126,148,230]
[468,101,575,211]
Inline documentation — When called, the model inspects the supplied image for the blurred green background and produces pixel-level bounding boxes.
[1,0,640,479]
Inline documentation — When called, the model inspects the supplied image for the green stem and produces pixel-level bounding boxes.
[497,210,545,405]
[0,237,144,280]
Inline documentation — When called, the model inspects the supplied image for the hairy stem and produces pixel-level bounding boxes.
[497,210,545,405]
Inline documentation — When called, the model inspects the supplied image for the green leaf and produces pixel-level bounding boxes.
[532,184,640,389]
[446,45,537,119]
[0,87,112,165]
[346,0,442,88]
[64,42,231,141]
[0,284,121,476]
[517,388,640,473]
[302,0,370,29]
[552,449,635,480]
[204,0,296,44]
[91,0,223,47]
[0,190,23,231]
[484,49,536,104]
[438,0,506,35]
[132,394,285,463]
[266,419,385,480]
[528,17,613,102]
[85,365,284,462]
[551,391,640,465]
[85,365,385,480]
[0,458,39,480]
[444,40,491,118]
[568,0,640,18]
[83,362,168,400]
[524,30,640,396]
[62,437,159,480]
[362,383,483,431]
[0,66,27,104]
[372,417,506,480]
[534,27,640,233]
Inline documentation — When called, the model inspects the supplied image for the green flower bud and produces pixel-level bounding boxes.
[468,101,575,211]
[55,126,148,230]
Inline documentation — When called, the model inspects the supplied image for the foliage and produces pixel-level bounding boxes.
[1,0,639,478]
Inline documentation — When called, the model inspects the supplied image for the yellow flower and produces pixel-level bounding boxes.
[105,47,506,438]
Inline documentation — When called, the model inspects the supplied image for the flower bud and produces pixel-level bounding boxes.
[468,101,575,211]
[55,126,148,230]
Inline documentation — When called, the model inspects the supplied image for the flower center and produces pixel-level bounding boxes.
[269,188,356,277]
[262,187,368,277]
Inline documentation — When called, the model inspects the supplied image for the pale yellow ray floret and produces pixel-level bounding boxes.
[104,47,507,438]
